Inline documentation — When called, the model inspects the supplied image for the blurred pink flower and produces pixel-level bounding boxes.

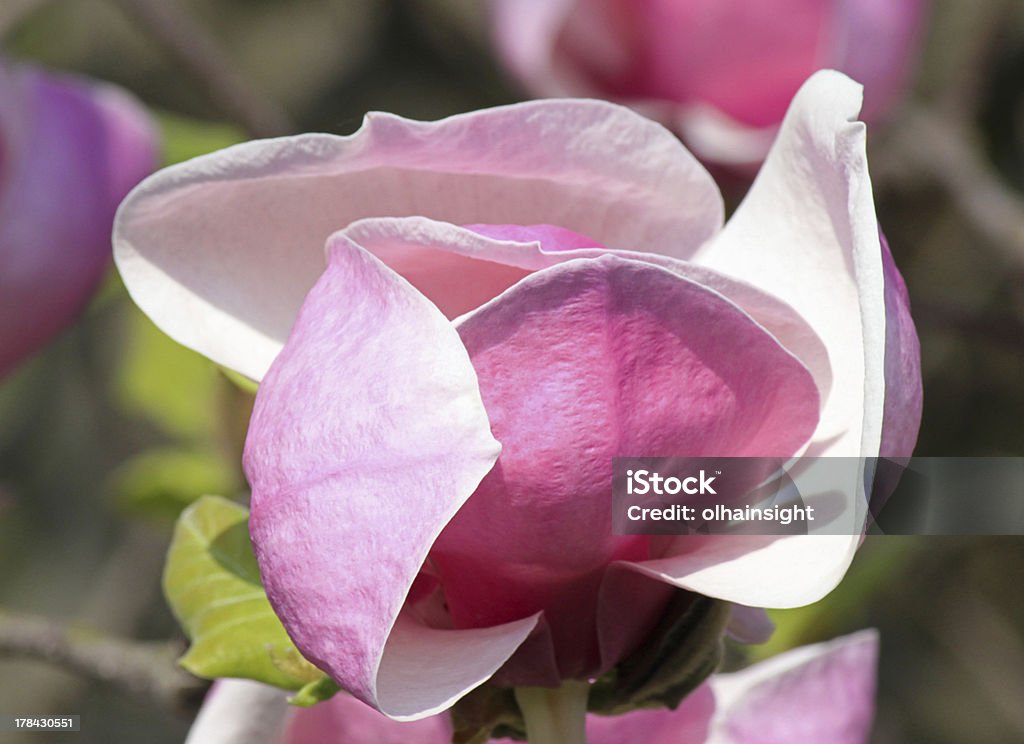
[185,631,879,744]
[115,72,920,718]
[491,0,927,166]
[0,60,157,378]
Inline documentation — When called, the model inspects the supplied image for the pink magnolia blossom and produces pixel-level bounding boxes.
[0,60,157,377]
[185,631,879,743]
[491,0,927,166]
[114,71,921,718]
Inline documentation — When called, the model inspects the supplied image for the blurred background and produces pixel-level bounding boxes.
[1,0,1023,742]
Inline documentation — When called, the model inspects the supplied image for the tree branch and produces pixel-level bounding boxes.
[878,107,1024,272]
[0,611,208,714]
[108,0,292,138]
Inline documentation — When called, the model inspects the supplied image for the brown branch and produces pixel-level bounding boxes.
[108,0,292,138]
[0,611,208,714]
[0,525,175,720]
[879,107,1024,272]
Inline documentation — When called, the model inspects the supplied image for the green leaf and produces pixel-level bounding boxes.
[156,111,246,167]
[289,676,342,708]
[109,447,239,519]
[753,537,922,660]
[115,308,221,440]
[220,367,259,395]
[163,496,330,692]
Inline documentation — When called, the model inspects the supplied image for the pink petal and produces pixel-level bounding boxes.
[831,0,928,124]
[548,631,877,744]
[244,235,537,719]
[185,680,290,744]
[114,99,721,381]
[88,81,161,207]
[282,689,453,744]
[710,630,879,743]
[725,604,776,645]
[581,685,715,744]
[340,217,831,399]
[0,62,157,377]
[431,255,819,679]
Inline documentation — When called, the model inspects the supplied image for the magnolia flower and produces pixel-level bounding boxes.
[115,71,921,719]
[0,60,157,378]
[185,631,879,743]
[490,0,927,166]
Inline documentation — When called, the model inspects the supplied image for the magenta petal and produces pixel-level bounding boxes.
[613,0,830,128]
[879,232,922,458]
[245,238,538,718]
[431,255,819,677]
[0,63,156,377]
[834,0,928,124]
[491,1,925,167]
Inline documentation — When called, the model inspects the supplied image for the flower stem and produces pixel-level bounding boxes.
[514,680,590,744]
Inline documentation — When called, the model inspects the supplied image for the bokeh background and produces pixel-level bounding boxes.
[1,0,1023,742]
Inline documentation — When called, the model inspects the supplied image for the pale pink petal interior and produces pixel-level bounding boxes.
[115,99,722,381]
[878,232,922,458]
